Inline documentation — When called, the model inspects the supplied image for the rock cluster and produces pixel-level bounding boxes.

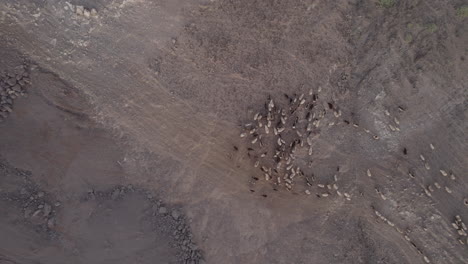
[106,186,205,264]
[0,65,30,122]
[65,3,98,19]
[150,197,204,264]
[0,160,58,234]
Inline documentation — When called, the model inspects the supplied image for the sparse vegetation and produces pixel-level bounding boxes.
[426,23,438,33]
[404,33,413,43]
[456,6,468,18]
[378,0,395,8]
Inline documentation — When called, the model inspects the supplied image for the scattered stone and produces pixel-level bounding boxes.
[111,189,120,200]
[171,210,180,220]
[83,9,91,18]
[47,218,55,229]
[23,208,32,218]
[12,84,21,92]
[0,68,30,122]
[43,203,52,217]
[158,206,167,215]
[6,78,16,86]
[75,5,84,16]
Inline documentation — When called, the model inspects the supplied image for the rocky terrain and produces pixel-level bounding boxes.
[0,0,467,263]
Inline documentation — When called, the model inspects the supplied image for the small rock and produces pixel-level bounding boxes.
[75,5,84,16]
[158,207,167,214]
[6,78,16,86]
[83,9,91,18]
[47,218,55,229]
[171,210,180,220]
[14,67,25,76]
[37,191,45,198]
[111,189,120,200]
[2,105,12,112]
[23,208,32,218]
[90,8,98,16]
[88,192,96,200]
[12,85,21,92]
[32,209,42,218]
[189,243,198,250]
[43,203,52,217]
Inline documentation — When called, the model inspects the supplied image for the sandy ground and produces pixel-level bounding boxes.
[0,0,467,263]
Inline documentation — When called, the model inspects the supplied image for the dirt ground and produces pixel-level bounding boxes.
[0,0,467,263]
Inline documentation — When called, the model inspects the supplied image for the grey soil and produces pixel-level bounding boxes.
[0,0,467,264]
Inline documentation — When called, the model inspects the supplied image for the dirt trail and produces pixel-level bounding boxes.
[1,0,467,263]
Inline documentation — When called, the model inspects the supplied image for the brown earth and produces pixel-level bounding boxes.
[0,0,467,263]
